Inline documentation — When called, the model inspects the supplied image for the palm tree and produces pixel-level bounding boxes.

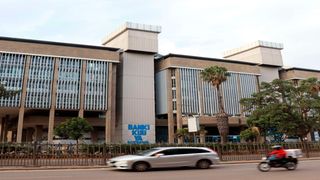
[0,82,19,98]
[201,66,230,144]
[175,128,190,144]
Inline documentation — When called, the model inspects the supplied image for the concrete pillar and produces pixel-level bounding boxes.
[236,74,245,118]
[105,64,113,143]
[17,56,31,143]
[0,118,3,142]
[48,57,59,143]
[1,118,7,142]
[79,61,87,118]
[175,69,183,144]
[167,69,174,144]
[35,125,43,141]
[7,131,13,143]
[25,127,34,142]
[110,64,117,140]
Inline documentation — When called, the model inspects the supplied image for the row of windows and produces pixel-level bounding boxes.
[26,56,54,108]
[84,61,108,111]
[178,68,258,115]
[0,52,111,110]
[0,53,25,107]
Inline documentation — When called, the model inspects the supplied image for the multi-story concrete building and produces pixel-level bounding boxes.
[0,22,319,144]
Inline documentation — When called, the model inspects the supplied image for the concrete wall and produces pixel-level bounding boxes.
[0,38,119,61]
[223,40,283,67]
[120,53,155,143]
[155,70,168,115]
[280,69,320,80]
[156,56,260,74]
[259,66,280,83]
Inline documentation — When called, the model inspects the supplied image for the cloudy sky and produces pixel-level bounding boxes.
[1,0,319,69]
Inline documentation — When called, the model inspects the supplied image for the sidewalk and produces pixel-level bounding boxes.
[1,157,320,171]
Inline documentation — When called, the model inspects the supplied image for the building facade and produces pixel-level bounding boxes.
[0,37,119,143]
[0,23,319,144]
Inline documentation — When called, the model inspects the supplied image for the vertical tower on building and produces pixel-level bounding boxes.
[102,22,161,143]
[223,40,284,82]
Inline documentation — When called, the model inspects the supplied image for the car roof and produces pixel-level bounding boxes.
[153,147,210,150]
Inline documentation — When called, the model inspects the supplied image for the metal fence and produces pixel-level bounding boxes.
[1,142,320,167]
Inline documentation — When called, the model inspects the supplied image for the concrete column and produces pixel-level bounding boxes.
[7,131,13,143]
[35,125,43,141]
[256,75,260,92]
[167,69,174,144]
[79,61,87,118]
[1,118,7,142]
[48,57,59,143]
[197,70,204,116]
[111,64,117,140]
[17,56,31,143]
[0,118,3,142]
[105,63,113,143]
[175,69,183,144]
[237,74,244,116]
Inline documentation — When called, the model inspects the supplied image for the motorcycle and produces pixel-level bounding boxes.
[257,149,302,172]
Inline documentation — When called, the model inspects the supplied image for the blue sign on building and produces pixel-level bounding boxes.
[127,124,150,144]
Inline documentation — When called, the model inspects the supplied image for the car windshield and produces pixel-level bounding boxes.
[136,148,160,156]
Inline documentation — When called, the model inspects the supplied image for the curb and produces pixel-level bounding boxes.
[1,158,320,171]
[0,166,108,171]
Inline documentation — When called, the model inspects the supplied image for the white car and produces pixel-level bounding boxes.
[107,147,220,171]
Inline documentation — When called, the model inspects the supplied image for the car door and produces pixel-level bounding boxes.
[149,148,189,168]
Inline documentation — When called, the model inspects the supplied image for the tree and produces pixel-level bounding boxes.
[175,128,190,144]
[240,126,260,142]
[198,126,208,144]
[0,82,19,98]
[54,117,93,154]
[201,66,230,144]
[240,78,320,142]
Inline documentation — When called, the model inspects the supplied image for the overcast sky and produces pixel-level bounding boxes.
[1,0,319,69]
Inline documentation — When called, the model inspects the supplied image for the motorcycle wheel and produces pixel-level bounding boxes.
[258,162,271,172]
[285,162,297,170]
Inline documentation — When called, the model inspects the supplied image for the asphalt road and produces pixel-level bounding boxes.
[1,160,320,180]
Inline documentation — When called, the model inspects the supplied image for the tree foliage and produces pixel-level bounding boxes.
[0,82,19,98]
[175,128,190,143]
[54,117,93,141]
[240,78,320,141]
[201,66,230,144]
[240,127,260,142]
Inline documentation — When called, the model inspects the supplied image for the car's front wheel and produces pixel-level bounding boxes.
[132,162,149,172]
[196,160,211,169]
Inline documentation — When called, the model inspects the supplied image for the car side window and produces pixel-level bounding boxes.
[154,148,210,156]
[159,149,179,156]
[189,148,210,153]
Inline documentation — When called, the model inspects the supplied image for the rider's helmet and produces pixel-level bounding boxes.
[272,145,282,150]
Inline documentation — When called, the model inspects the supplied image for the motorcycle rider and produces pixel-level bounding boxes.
[268,145,287,164]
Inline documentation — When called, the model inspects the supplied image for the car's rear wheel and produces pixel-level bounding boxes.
[196,160,211,169]
[133,162,149,172]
